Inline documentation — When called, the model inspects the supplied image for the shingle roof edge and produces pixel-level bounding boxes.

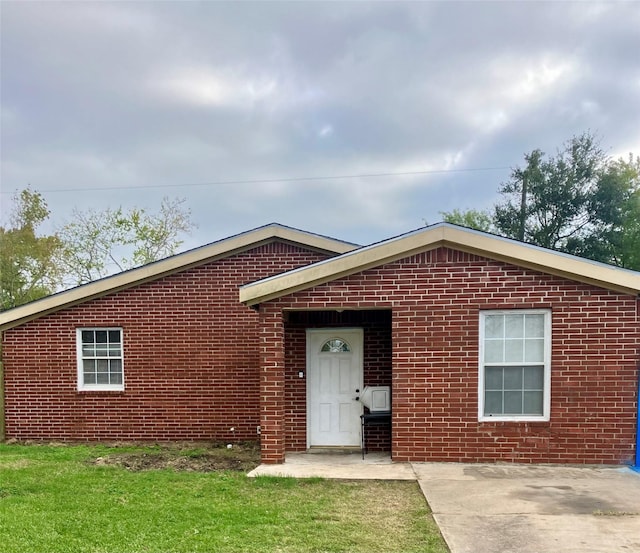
[239,223,640,305]
[0,223,358,331]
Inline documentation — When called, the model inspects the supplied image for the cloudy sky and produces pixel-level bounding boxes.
[2,1,639,249]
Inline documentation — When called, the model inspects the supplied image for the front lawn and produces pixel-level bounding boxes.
[0,443,448,553]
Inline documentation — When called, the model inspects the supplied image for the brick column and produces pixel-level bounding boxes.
[259,304,286,464]
[390,306,411,462]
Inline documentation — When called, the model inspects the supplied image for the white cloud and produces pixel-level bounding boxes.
[454,55,578,136]
[151,67,280,109]
[318,124,334,138]
[499,56,577,103]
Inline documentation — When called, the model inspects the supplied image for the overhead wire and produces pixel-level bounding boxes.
[39,165,512,193]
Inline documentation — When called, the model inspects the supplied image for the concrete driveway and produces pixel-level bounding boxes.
[413,463,640,553]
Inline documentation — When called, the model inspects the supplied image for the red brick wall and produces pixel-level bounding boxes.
[260,248,640,465]
[2,242,329,442]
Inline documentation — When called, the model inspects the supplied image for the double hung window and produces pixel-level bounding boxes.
[479,311,550,421]
[77,328,124,391]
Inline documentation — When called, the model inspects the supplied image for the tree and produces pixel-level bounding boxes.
[622,187,640,269]
[494,132,608,251]
[1,189,196,309]
[573,155,640,269]
[440,208,495,233]
[0,188,63,310]
[435,132,640,270]
[58,197,195,285]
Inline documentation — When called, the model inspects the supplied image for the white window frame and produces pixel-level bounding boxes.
[478,310,551,422]
[76,328,125,391]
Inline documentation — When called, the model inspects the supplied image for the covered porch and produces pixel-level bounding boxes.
[259,308,392,464]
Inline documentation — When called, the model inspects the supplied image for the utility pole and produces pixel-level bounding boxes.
[518,170,527,241]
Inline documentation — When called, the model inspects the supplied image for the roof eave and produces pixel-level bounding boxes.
[240,225,640,306]
[0,224,358,331]
[239,224,450,306]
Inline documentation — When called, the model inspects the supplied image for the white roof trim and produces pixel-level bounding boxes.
[0,224,358,331]
[240,223,640,306]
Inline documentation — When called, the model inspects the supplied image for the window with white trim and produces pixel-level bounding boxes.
[77,328,124,391]
[479,310,550,421]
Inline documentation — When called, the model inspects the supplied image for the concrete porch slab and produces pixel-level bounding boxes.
[247,452,416,480]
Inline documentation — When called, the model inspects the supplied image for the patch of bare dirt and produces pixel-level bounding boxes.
[92,442,260,473]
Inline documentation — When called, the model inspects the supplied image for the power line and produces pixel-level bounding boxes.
[41,165,512,193]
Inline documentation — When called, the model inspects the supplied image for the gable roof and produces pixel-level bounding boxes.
[0,223,358,331]
[240,223,640,306]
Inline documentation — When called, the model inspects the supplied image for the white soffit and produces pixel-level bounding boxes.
[239,223,640,305]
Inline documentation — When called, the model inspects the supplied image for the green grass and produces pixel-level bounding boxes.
[0,443,448,553]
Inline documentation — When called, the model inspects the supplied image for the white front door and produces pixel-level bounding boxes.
[307,328,363,447]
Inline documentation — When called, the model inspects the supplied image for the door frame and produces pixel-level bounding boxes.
[305,327,364,448]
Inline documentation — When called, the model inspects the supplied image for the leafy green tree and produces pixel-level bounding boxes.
[1,189,196,308]
[58,197,195,285]
[622,188,640,269]
[0,188,63,310]
[573,155,640,269]
[494,132,607,251]
[437,133,639,270]
[440,208,495,232]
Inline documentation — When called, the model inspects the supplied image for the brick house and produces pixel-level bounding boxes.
[1,222,639,466]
